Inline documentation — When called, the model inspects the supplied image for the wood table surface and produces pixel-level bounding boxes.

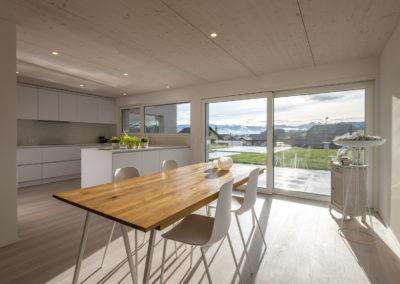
[54,163,265,232]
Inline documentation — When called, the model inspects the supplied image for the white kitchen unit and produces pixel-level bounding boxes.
[59,92,78,122]
[38,88,59,121]
[16,144,104,187]
[81,146,191,188]
[16,85,38,120]
[17,84,116,124]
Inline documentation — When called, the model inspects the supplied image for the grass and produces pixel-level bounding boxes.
[209,145,339,170]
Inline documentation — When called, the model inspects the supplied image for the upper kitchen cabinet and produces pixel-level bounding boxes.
[17,85,38,120]
[59,92,78,122]
[38,88,59,121]
[77,96,98,123]
[98,99,115,124]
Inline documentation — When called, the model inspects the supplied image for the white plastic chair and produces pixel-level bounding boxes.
[162,159,178,171]
[101,167,141,276]
[160,179,241,284]
[208,168,267,265]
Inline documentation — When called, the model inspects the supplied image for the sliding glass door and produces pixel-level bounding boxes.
[205,97,267,188]
[203,82,371,200]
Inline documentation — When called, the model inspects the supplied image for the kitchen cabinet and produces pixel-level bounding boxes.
[78,96,98,123]
[16,148,42,165]
[42,160,81,179]
[17,164,42,182]
[38,88,59,121]
[17,85,38,120]
[41,146,81,163]
[59,92,78,122]
[98,99,115,124]
[160,148,191,168]
[112,151,142,174]
[142,151,160,175]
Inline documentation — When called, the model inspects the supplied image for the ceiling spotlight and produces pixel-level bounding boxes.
[52,51,59,55]
[123,73,128,76]
[210,32,218,38]
[165,85,170,89]
[79,84,84,87]
[122,92,127,96]
[16,71,19,74]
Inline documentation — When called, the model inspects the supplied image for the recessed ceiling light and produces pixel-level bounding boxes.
[52,51,59,55]
[79,84,84,87]
[210,32,218,38]
[123,73,128,76]
[165,85,170,89]
[16,71,19,74]
[123,92,127,96]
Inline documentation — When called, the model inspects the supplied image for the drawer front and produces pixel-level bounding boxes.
[17,148,42,165]
[17,164,42,182]
[42,147,81,162]
[42,161,81,179]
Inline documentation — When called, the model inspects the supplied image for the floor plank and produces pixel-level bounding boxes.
[0,179,399,283]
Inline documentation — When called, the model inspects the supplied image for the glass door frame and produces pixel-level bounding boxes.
[201,91,273,194]
[201,81,375,204]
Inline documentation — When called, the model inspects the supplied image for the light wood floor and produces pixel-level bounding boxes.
[1,179,400,284]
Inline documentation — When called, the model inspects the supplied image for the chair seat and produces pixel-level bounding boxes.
[208,194,243,213]
[162,214,214,246]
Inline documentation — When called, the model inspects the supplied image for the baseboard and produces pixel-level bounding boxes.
[18,174,80,188]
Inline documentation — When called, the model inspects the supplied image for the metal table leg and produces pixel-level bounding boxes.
[121,224,138,284]
[143,229,157,284]
[72,211,92,284]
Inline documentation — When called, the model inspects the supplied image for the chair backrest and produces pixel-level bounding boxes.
[237,168,259,214]
[162,160,178,171]
[114,167,140,182]
[204,179,233,247]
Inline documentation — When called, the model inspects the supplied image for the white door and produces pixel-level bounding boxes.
[38,88,59,121]
[59,92,78,122]
[17,85,38,120]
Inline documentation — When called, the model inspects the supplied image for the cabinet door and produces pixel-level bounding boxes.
[38,88,59,121]
[331,171,343,208]
[17,164,42,182]
[142,151,160,175]
[159,148,191,168]
[17,148,42,165]
[17,85,38,119]
[112,152,142,176]
[42,146,81,163]
[59,92,78,122]
[78,96,98,123]
[98,99,115,124]
[42,160,81,179]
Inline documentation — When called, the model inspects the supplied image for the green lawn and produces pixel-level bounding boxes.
[209,146,338,170]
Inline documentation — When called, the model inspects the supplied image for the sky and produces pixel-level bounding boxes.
[176,89,365,127]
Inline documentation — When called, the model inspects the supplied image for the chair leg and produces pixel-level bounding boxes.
[251,209,255,227]
[190,245,194,267]
[135,230,138,277]
[227,232,242,284]
[101,221,116,268]
[200,247,212,284]
[252,208,267,249]
[160,239,167,284]
[235,213,253,273]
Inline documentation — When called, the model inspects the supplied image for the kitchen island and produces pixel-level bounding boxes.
[81,145,191,187]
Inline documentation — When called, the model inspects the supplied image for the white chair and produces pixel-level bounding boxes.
[160,179,241,284]
[101,167,141,276]
[208,168,267,265]
[162,159,178,171]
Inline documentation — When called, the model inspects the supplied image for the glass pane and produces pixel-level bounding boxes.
[145,103,190,134]
[206,98,267,188]
[273,89,365,196]
[121,108,140,133]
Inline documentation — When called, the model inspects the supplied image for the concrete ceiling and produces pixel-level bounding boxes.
[1,0,399,97]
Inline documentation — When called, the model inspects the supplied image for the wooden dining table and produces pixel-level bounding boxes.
[53,162,265,284]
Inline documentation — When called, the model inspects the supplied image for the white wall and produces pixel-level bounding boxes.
[117,57,379,164]
[379,20,400,241]
[0,19,17,247]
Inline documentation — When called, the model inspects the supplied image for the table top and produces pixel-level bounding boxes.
[53,163,264,231]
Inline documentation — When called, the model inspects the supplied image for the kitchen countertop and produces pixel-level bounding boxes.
[17,143,111,149]
[90,145,190,153]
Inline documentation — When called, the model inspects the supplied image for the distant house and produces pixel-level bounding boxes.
[178,127,190,134]
[208,127,223,143]
[306,123,363,148]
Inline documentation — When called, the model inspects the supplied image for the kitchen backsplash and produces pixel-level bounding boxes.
[17,119,116,146]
